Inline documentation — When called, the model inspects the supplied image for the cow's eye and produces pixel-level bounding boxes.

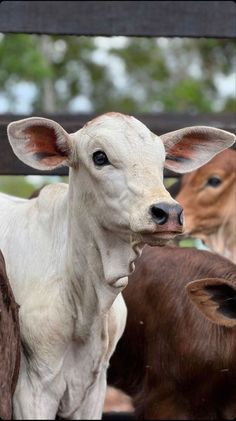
[206,176,222,188]
[92,151,110,166]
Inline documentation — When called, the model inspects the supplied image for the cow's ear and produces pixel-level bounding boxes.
[160,126,235,174]
[7,117,73,171]
[186,278,236,327]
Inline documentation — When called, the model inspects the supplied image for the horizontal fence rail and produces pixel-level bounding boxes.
[0,112,235,177]
[0,1,235,38]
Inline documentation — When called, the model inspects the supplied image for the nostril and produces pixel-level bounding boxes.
[174,203,184,226]
[150,205,169,225]
[178,209,184,226]
[150,202,184,227]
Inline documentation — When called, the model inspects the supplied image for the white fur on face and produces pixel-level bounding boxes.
[70,113,175,238]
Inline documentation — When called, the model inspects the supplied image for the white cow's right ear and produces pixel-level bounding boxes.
[160,126,235,174]
[7,117,73,171]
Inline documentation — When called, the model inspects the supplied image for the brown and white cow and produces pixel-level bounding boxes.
[0,250,21,420]
[174,148,236,262]
[108,245,236,420]
[0,114,234,419]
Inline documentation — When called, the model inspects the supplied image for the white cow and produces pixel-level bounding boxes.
[0,112,234,420]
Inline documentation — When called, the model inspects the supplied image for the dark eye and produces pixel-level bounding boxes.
[206,176,222,188]
[92,150,110,167]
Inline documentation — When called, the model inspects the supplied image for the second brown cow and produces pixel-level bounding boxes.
[108,245,236,420]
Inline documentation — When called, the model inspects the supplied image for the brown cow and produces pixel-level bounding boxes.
[108,245,236,420]
[0,250,21,420]
[175,149,236,263]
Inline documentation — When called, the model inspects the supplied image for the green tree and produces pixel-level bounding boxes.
[0,34,235,114]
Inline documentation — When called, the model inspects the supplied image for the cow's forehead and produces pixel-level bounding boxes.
[84,113,150,139]
[79,112,165,159]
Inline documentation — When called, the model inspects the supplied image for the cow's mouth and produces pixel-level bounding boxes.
[139,230,183,246]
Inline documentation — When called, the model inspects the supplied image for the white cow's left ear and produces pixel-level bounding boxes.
[160,126,235,173]
[7,117,73,171]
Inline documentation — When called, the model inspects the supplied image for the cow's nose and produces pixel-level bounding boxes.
[150,202,184,226]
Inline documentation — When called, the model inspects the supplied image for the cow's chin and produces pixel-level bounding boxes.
[139,231,181,247]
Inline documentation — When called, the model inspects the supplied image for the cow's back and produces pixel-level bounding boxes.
[0,250,21,420]
[108,246,236,419]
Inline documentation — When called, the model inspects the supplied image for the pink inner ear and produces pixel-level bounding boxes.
[166,135,201,163]
[24,125,68,166]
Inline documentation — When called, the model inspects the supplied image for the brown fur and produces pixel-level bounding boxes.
[0,251,21,420]
[108,246,236,420]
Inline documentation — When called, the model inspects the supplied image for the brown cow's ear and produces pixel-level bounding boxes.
[7,117,73,171]
[160,126,235,174]
[186,278,236,327]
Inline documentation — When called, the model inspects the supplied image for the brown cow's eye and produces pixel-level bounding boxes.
[206,176,222,188]
[92,151,110,166]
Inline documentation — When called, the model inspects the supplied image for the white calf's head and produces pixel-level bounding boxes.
[8,112,235,245]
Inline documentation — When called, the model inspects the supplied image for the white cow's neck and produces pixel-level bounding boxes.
[64,171,143,339]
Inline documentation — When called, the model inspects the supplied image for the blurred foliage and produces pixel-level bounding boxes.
[0,176,36,198]
[0,34,235,113]
[0,176,69,198]
[178,238,197,248]
[0,34,52,82]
